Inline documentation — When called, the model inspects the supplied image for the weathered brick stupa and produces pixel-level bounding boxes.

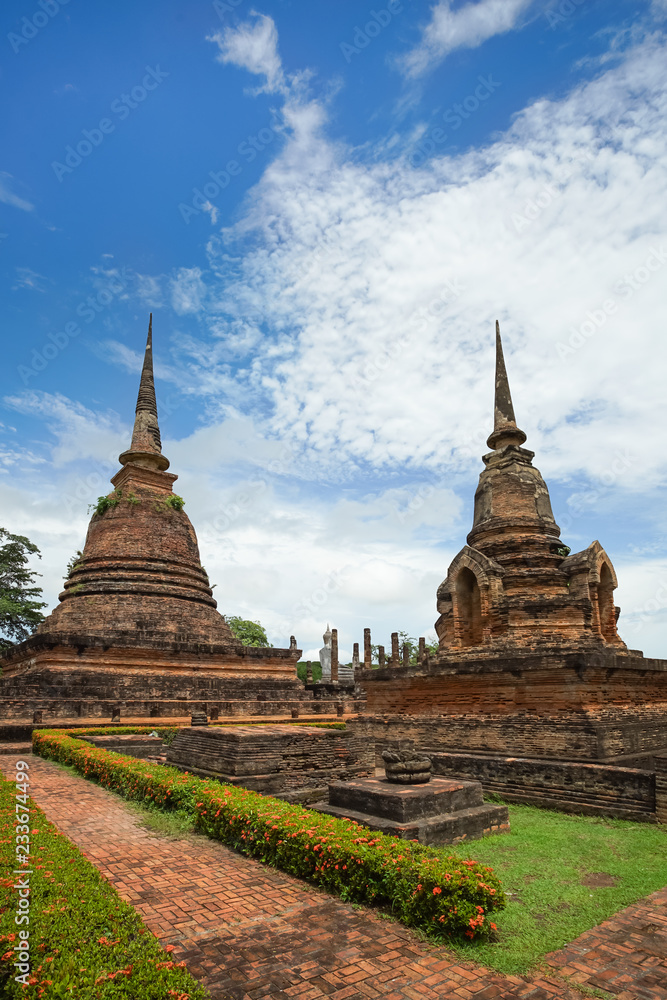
[356,323,667,775]
[0,319,335,725]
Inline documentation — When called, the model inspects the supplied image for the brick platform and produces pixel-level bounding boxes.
[1,754,665,999]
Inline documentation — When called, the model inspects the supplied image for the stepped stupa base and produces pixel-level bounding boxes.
[313,776,509,844]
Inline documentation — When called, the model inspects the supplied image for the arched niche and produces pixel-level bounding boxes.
[598,562,617,642]
[456,567,483,647]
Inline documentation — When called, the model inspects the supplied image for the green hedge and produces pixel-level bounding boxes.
[34,730,505,941]
[0,768,209,999]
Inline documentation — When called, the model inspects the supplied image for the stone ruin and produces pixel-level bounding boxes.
[314,740,509,845]
[353,322,667,823]
[382,749,432,784]
[0,318,361,729]
[166,723,374,804]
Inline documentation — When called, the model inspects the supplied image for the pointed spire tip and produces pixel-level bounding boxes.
[487,319,527,450]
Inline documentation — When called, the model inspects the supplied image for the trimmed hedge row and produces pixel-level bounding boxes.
[0,768,210,999]
[34,730,505,941]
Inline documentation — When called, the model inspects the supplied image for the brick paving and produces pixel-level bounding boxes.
[2,753,665,1000]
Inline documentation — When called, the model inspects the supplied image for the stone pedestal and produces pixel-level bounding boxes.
[313,776,509,845]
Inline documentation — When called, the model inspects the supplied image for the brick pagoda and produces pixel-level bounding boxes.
[0,319,345,725]
[355,323,667,776]
[435,321,626,655]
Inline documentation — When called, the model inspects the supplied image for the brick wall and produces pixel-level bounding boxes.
[349,712,667,763]
[428,752,656,822]
[166,724,375,803]
[655,753,667,825]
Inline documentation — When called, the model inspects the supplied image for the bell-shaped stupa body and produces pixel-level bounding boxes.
[39,316,237,647]
[435,322,626,654]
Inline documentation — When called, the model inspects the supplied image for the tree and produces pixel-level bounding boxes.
[0,528,47,651]
[226,616,273,647]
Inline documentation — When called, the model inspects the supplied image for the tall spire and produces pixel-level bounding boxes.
[486,320,527,450]
[118,315,170,472]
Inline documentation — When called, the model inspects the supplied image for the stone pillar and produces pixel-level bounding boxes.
[391,632,399,666]
[331,628,339,683]
[655,753,667,825]
[418,637,426,664]
[306,661,313,684]
[402,643,410,668]
[364,628,372,669]
[378,645,385,667]
[352,642,359,675]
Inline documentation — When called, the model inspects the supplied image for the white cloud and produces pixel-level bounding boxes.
[399,0,534,78]
[209,13,286,95]
[3,392,126,469]
[11,267,50,293]
[0,173,33,212]
[171,266,207,315]
[198,31,667,494]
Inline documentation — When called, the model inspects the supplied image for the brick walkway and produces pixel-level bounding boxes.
[1,754,665,1000]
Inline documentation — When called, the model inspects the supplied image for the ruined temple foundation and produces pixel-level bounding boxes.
[165,723,374,803]
[313,776,509,845]
[354,324,667,818]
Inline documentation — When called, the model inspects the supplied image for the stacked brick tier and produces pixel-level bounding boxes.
[0,637,365,722]
[166,723,375,802]
[313,776,510,844]
[356,649,667,760]
[39,463,237,646]
[428,752,656,821]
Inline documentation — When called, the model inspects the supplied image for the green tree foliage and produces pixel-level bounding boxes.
[0,528,47,650]
[296,660,323,682]
[226,615,273,647]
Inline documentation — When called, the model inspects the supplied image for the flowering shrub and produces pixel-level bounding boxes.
[34,730,505,941]
[0,772,210,999]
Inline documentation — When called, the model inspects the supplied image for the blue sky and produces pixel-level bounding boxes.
[2,0,667,659]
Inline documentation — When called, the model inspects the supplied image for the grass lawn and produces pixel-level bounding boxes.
[447,800,667,975]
